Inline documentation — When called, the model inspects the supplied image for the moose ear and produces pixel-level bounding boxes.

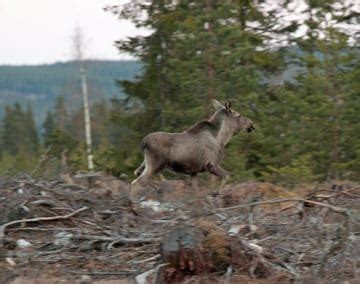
[224,100,232,111]
[212,99,225,111]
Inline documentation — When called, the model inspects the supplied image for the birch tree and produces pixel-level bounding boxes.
[73,26,94,171]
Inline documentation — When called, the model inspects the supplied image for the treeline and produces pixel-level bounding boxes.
[0,97,136,177]
[0,60,141,124]
[0,60,140,98]
[1,0,359,184]
[0,103,39,172]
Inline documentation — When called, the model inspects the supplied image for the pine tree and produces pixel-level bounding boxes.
[42,97,82,170]
[2,103,27,155]
[288,0,360,180]
[259,0,360,182]
[0,103,40,173]
[43,111,56,147]
[110,0,285,178]
[116,0,177,133]
[107,0,360,182]
[91,99,110,148]
[2,105,17,155]
[25,104,39,154]
[54,96,69,131]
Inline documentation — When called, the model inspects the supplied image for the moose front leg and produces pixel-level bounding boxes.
[190,173,200,193]
[206,164,229,193]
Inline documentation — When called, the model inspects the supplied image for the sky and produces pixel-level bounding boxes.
[1,0,358,65]
[0,0,142,65]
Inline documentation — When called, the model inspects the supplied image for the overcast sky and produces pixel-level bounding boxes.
[0,0,142,65]
[1,1,359,65]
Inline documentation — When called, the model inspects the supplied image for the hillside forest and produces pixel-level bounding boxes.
[0,0,359,186]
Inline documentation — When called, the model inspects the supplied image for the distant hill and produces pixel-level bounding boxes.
[0,60,142,125]
[0,52,306,128]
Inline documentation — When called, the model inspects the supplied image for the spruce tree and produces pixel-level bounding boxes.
[115,0,177,133]
[287,0,360,180]
[108,0,359,182]
[43,111,56,147]
[25,104,39,154]
[54,96,69,131]
[256,0,360,182]
[0,103,39,173]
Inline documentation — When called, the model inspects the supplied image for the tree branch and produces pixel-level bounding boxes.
[0,206,89,244]
[214,198,344,212]
[212,198,359,225]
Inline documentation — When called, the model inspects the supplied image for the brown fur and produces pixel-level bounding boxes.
[131,100,255,192]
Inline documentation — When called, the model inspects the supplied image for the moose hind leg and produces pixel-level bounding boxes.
[131,165,151,200]
[134,161,145,177]
[206,164,229,193]
[130,151,164,200]
[131,166,151,186]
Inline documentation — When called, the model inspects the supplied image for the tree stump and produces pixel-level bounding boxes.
[160,224,233,282]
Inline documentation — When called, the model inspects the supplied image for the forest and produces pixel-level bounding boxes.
[1,1,360,283]
[0,0,358,185]
[0,60,141,124]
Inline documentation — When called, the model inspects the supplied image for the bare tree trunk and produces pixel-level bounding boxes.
[205,0,214,115]
[80,64,94,171]
[73,26,94,172]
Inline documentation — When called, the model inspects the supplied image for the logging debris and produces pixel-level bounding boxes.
[0,176,359,283]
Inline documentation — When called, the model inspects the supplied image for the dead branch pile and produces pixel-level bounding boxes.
[0,176,359,283]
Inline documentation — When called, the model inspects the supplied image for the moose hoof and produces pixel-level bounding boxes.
[210,191,221,198]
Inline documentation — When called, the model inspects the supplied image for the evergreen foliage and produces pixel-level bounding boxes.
[106,0,359,182]
[0,0,359,184]
[0,60,141,125]
[0,103,39,174]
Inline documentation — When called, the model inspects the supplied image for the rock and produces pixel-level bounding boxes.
[5,257,16,266]
[16,239,32,249]
[53,232,73,247]
[228,225,246,236]
[80,274,92,283]
[140,200,174,213]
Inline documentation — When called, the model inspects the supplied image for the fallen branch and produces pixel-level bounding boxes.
[67,270,138,276]
[0,206,89,243]
[313,186,360,200]
[70,234,161,248]
[135,263,169,284]
[212,198,360,225]
[133,253,161,264]
[29,199,58,207]
[213,198,345,213]
[108,236,161,248]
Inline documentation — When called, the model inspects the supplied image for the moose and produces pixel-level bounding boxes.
[131,99,255,196]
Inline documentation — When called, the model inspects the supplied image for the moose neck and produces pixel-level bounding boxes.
[209,111,234,148]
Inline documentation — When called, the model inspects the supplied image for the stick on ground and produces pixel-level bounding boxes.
[0,206,89,245]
